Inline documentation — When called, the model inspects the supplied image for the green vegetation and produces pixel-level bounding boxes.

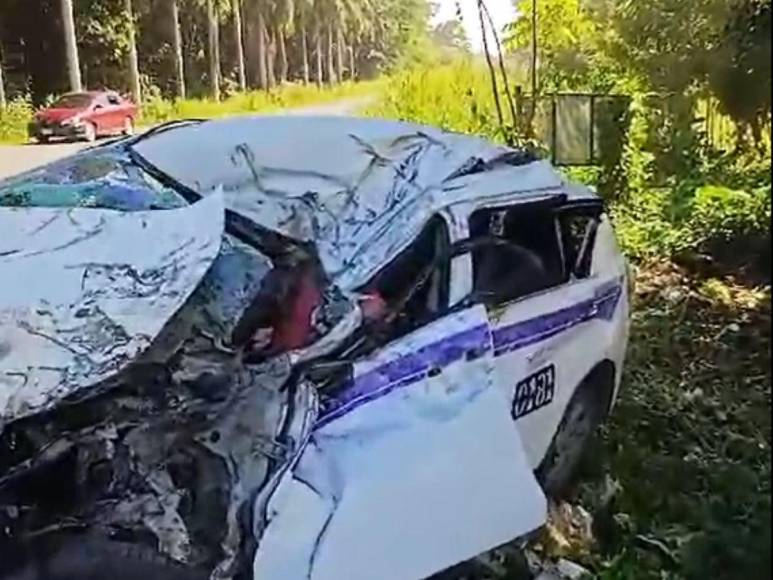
[368,5,770,571]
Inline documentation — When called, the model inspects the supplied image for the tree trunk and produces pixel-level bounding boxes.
[60,0,82,92]
[326,24,336,84]
[0,57,6,109]
[207,0,220,100]
[301,26,310,84]
[170,0,186,99]
[314,28,323,88]
[232,0,246,91]
[335,25,344,82]
[266,28,276,89]
[277,28,288,84]
[124,0,141,103]
[257,11,268,90]
[348,45,355,81]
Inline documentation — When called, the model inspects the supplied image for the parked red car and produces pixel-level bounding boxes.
[28,91,138,144]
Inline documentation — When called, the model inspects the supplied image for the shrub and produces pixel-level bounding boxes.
[0,98,34,143]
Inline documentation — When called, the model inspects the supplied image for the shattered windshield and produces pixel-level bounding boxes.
[0,144,188,211]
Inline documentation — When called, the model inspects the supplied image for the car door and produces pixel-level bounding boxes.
[252,217,547,580]
[105,92,128,132]
[87,95,111,134]
[465,200,627,468]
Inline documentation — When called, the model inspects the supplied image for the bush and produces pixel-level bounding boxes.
[0,98,34,143]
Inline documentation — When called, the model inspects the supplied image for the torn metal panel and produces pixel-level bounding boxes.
[0,190,224,424]
[253,306,547,580]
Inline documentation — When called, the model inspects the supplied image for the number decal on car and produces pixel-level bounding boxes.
[512,364,556,420]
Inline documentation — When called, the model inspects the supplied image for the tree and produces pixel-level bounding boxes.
[431,19,470,53]
[506,0,605,92]
[708,0,771,151]
[233,0,247,90]
[60,0,82,92]
[270,0,295,84]
[170,0,186,98]
[207,0,221,99]
[0,50,6,109]
[125,0,141,103]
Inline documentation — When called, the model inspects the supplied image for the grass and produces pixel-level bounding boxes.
[571,262,771,579]
[0,79,382,144]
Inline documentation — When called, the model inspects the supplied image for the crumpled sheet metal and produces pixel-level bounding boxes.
[253,306,547,580]
[132,116,593,290]
[0,191,224,425]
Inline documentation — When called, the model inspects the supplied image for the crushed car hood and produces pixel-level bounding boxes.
[132,116,594,290]
[0,191,224,425]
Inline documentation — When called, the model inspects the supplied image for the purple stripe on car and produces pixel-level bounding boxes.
[317,324,492,428]
[316,280,623,429]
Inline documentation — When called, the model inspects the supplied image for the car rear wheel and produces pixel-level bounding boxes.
[535,366,612,497]
[83,123,97,143]
[123,117,135,136]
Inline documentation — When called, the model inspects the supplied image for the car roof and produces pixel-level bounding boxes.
[131,115,599,288]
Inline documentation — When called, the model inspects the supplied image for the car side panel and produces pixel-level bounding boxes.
[253,305,547,580]
[488,214,628,468]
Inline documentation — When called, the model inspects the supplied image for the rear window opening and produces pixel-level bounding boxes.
[470,203,566,305]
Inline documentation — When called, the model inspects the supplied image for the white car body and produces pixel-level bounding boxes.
[0,116,629,580]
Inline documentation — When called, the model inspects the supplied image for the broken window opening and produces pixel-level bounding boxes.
[359,216,451,344]
[470,202,567,306]
[559,208,600,279]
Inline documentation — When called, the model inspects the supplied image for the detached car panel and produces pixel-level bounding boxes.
[0,116,629,580]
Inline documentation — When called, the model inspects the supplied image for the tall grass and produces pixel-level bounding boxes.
[365,62,524,142]
[0,99,34,144]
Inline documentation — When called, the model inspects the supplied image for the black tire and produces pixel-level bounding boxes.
[36,135,50,144]
[1,536,209,580]
[535,366,613,497]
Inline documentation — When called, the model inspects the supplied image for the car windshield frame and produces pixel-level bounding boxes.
[52,93,94,109]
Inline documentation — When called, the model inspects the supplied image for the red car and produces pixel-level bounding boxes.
[28,91,138,143]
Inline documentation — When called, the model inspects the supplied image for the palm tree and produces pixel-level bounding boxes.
[314,21,323,87]
[0,54,6,109]
[170,0,186,99]
[60,0,82,92]
[125,0,142,103]
[296,0,314,83]
[268,0,294,85]
[206,0,221,99]
[233,0,247,90]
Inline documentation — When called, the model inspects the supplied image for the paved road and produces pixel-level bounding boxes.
[0,96,371,181]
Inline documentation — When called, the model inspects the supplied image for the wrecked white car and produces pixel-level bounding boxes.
[0,116,630,580]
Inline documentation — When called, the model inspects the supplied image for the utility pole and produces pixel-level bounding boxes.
[125,0,142,103]
[61,0,82,92]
